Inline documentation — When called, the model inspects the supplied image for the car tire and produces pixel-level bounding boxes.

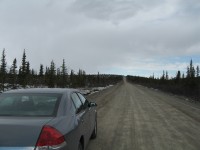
[91,119,97,139]
[78,142,83,150]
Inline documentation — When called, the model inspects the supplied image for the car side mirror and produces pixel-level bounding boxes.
[88,102,97,107]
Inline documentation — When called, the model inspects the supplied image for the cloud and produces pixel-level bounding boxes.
[0,0,200,76]
[70,0,164,23]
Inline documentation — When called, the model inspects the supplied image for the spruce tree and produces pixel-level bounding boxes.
[176,71,181,80]
[18,50,27,88]
[39,64,44,86]
[60,59,67,87]
[161,70,165,80]
[21,50,27,74]
[30,69,36,86]
[26,61,30,75]
[44,66,50,86]
[186,66,190,78]
[175,70,181,83]
[48,60,56,88]
[70,70,74,87]
[56,68,61,87]
[0,49,7,91]
[189,59,195,78]
[165,71,169,80]
[39,64,44,77]
[9,58,17,89]
[26,61,31,85]
[77,69,86,87]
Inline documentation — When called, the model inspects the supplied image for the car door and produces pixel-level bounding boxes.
[78,93,97,136]
[71,92,90,147]
[77,93,91,142]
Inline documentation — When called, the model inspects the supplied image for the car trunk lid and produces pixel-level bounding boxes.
[0,117,53,147]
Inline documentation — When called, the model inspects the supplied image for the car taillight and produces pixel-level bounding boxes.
[35,125,66,150]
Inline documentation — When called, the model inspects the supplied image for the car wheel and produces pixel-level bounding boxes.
[78,142,83,150]
[91,119,97,139]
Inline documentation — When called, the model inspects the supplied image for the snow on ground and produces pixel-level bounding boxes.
[79,85,114,95]
[0,83,114,95]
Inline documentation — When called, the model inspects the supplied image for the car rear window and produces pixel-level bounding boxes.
[0,93,62,117]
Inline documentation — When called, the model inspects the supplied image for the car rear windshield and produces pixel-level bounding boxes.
[0,93,62,117]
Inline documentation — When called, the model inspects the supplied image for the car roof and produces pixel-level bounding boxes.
[3,88,78,94]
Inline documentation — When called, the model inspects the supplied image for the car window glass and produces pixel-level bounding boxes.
[71,93,83,114]
[70,99,76,114]
[0,93,61,117]
[77,93,88,109]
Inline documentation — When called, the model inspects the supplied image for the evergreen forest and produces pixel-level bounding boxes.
[127,59,200,101]
[1,49,199,102]
[0,49,122,92]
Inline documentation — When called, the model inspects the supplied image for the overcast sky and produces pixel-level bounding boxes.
[0,0,200,77]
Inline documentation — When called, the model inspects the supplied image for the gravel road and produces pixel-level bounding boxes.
[86,78,200,150]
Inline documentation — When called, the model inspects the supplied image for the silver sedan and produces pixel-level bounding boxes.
[0,88,97,150]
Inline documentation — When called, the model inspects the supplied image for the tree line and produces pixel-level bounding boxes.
[127,59,200,101]
[0,49,123,91]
